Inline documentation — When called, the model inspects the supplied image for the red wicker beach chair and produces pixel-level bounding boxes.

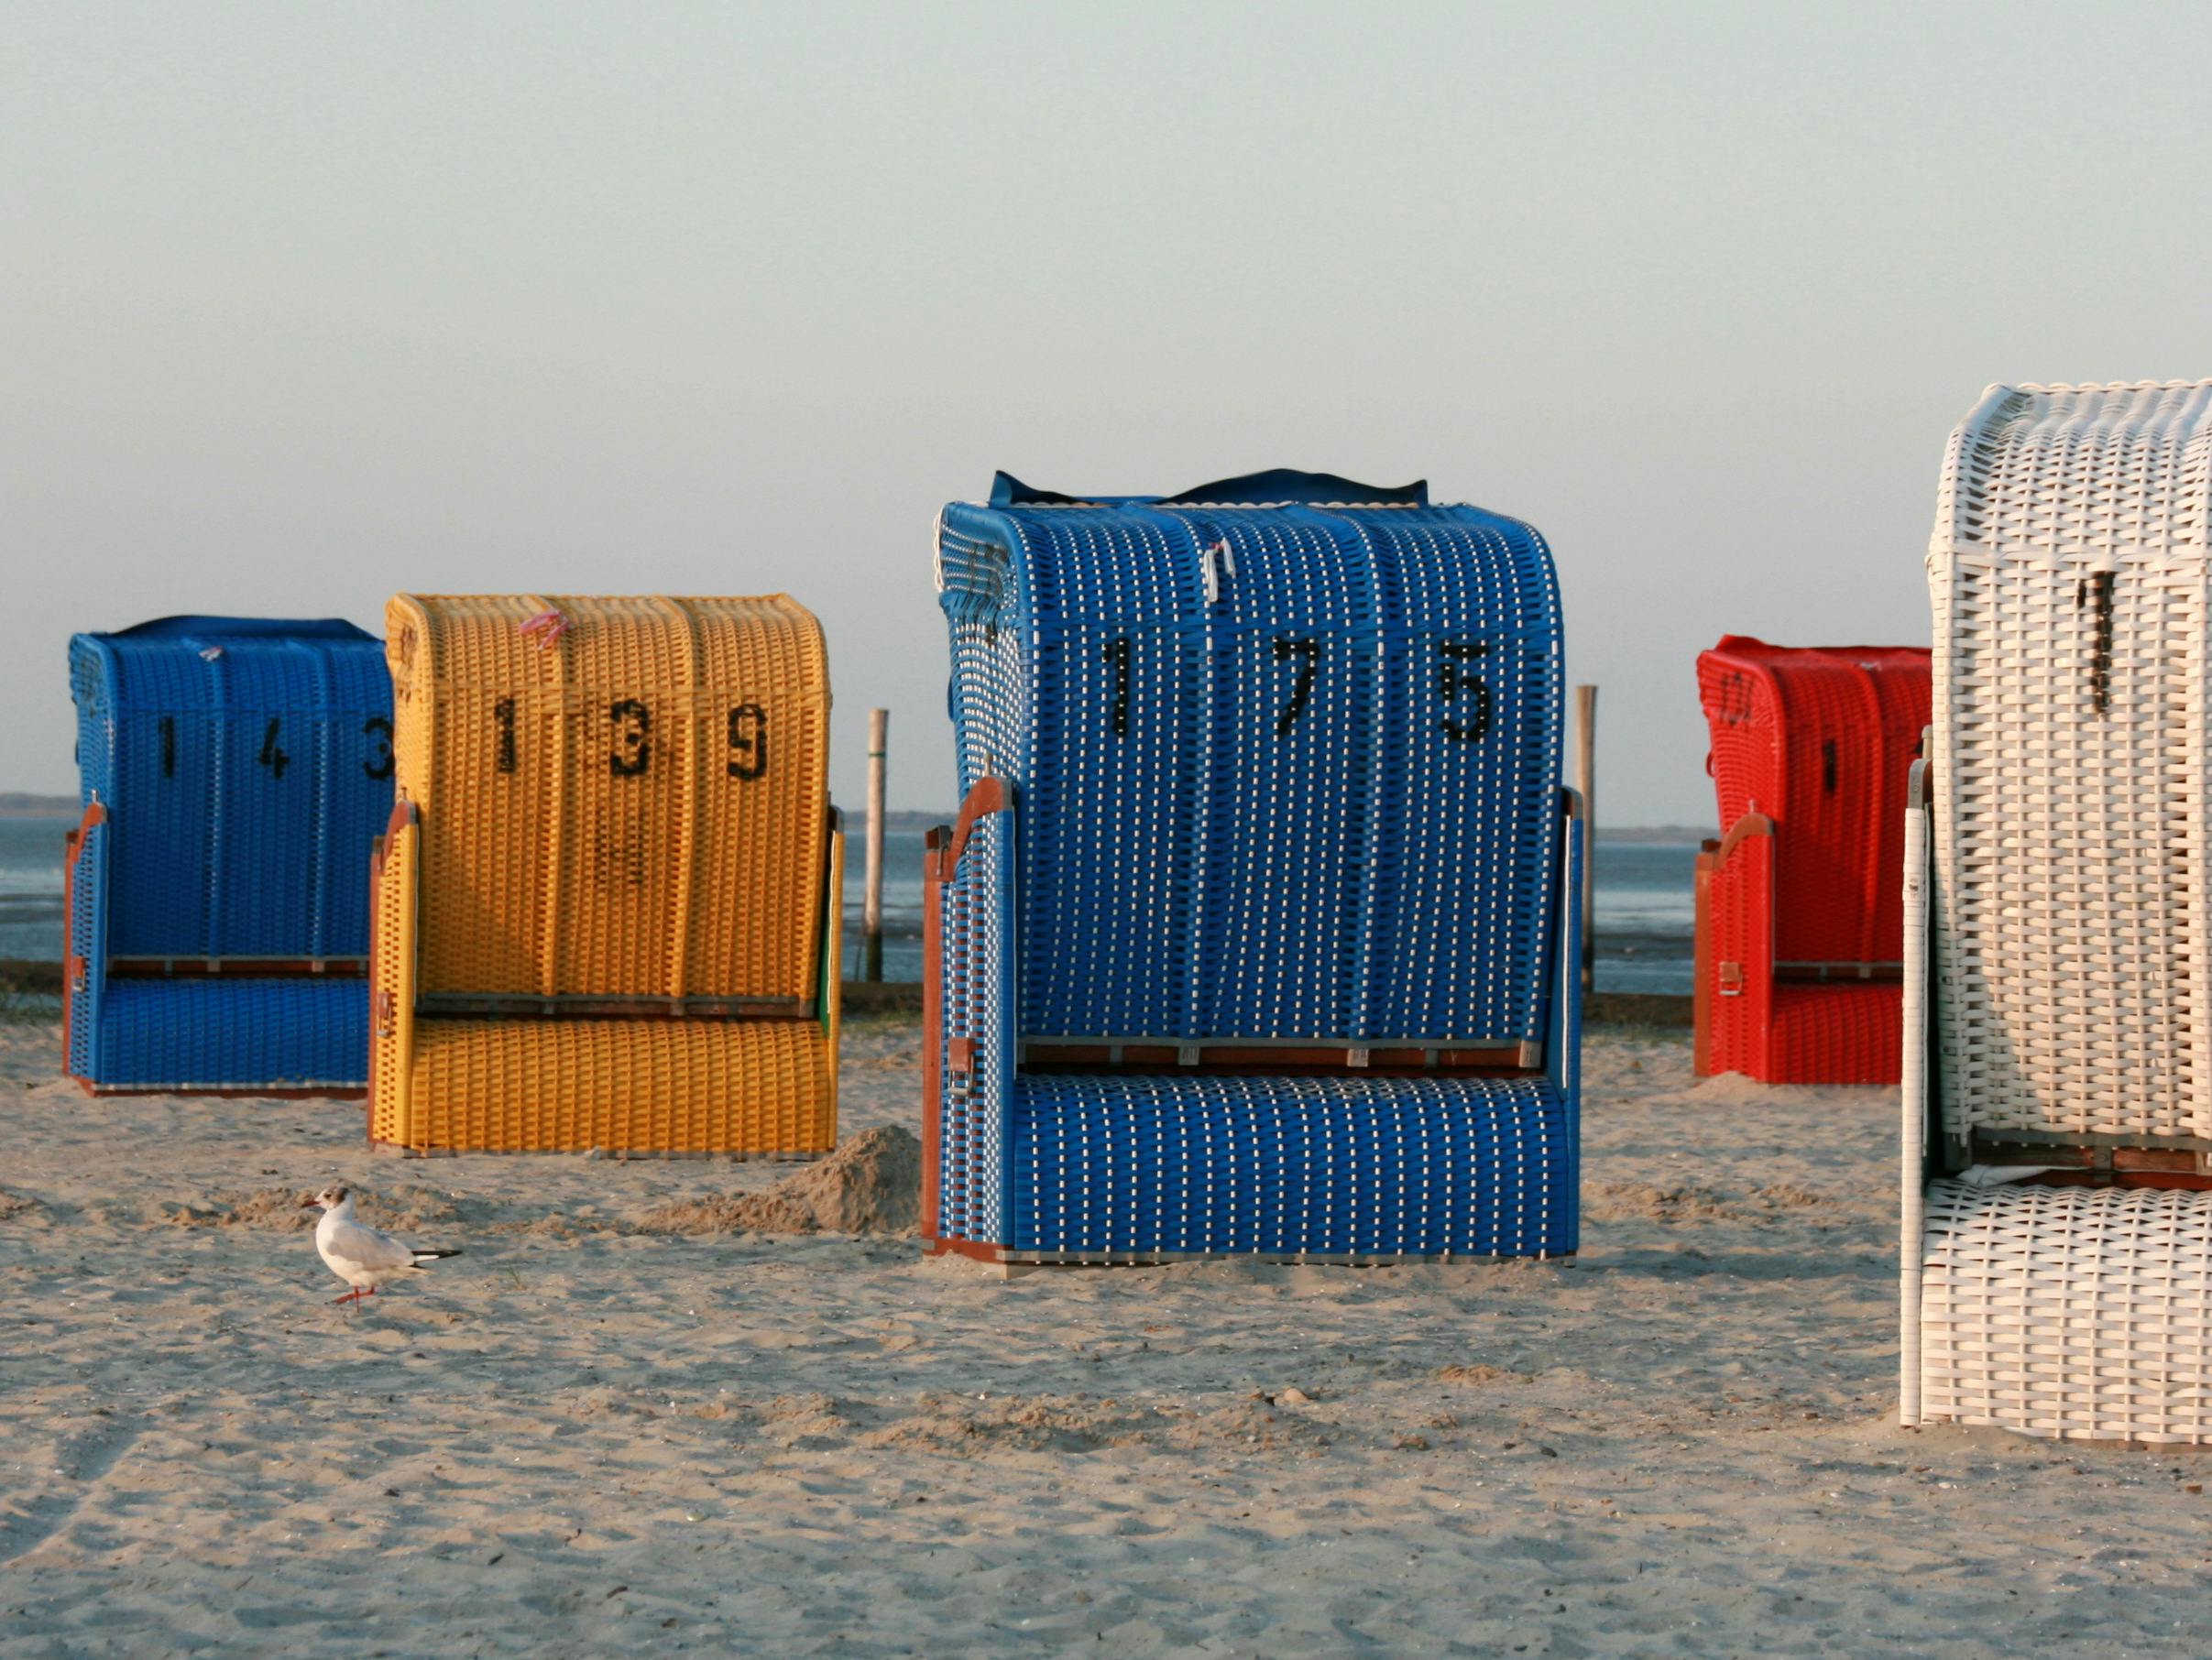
[1693,635,1929,1085]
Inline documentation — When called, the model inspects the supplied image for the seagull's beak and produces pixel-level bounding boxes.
[300,1195,323,1211]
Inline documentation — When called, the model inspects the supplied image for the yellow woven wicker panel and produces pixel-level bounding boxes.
[387,595,829,1002]
[389,1017,835,1154]
[673,597,833,1000]
[367,805,419,1151]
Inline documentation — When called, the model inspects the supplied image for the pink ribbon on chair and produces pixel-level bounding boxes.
[519,610,571,650]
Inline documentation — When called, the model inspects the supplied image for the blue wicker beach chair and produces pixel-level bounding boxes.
[923,471,1582,1264]
[65,617,393,1094]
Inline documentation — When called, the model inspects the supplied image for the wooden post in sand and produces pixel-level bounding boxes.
[1574,684,1596,994]
[863,708,888,981]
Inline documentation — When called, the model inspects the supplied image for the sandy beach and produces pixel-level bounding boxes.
[3,1010,2207,1657]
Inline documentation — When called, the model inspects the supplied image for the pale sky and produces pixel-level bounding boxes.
[5,1,2209,823]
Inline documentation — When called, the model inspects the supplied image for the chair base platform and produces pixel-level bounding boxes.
[372,1141,827,1161]
[926,1237,1576,1269]
[1914,1178,2212,1444]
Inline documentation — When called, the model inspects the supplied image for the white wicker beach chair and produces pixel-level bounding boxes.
[1904,379,2212,1441]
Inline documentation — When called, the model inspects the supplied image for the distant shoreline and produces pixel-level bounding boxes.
[0,795,1715,838]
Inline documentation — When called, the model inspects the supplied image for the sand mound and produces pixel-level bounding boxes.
[638,1188,816,1236]
[1437,1364,1528,1386]
[0,1187,43,1222]
[636,1126,921,1236]
[145,1185,460,1232]
[858,1391,1329,1456]
[1660,1072,1883,1109]
[1583,1178,1830,1225]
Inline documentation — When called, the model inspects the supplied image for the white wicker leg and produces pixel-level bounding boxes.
[1901,759,1930,1426]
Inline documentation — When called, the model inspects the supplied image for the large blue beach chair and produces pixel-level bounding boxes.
[65,617,393,1093]
[923,471,1582,1263]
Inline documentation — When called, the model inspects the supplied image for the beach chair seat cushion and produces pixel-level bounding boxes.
[1919,1179,2212,1443]
[936,1071,1575,1260]
[72,975,369,1094]
[383,1017,835,1156]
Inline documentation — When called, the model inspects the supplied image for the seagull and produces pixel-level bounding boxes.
[300,1185,462,1305]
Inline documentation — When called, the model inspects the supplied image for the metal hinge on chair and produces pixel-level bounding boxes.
[1200,540,1235,603]
[948,1037,977,1098]
[1718,961,1744,997]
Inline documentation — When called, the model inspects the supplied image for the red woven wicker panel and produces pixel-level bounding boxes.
[1698,636,1929,967]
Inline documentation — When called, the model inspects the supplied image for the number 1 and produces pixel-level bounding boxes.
[1102,639,1131,737]
[1274,638,1320,736]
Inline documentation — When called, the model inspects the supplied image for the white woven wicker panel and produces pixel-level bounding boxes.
[1920,1179,2212,1442]
[1930,381,2212,1141]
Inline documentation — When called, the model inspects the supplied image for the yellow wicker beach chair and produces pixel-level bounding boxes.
[368,595,841,1155]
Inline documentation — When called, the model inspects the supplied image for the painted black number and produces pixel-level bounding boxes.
[1102,638,1131,737]
[363,717,394,781]
[609,700,652,778]
[2085,570,2115,715]
[494,697,518,773]
[257,717,290,781]
[1439,641,1492,742]
[1717,669,1753,726]
[159,715,176,779]
[1273,638,1320,736]
[728,704,768,781]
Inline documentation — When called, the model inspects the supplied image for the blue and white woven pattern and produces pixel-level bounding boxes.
[937,480,1563,1045]
[64,812,109,1084]
[936,805,1017,1246]
[998,1072,1574,1259]
[931,473,1579,1261]
[68,616,393,1089]
[927,782,1583,1259]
